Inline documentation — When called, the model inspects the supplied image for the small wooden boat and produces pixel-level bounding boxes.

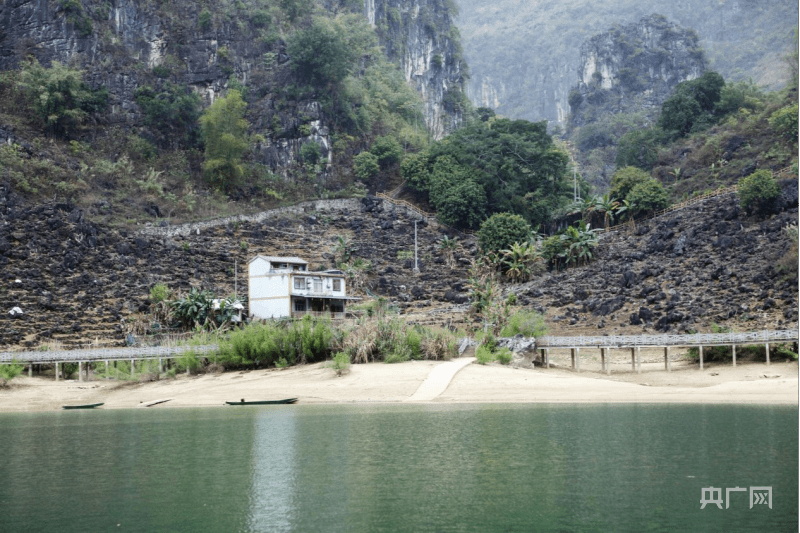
[62,402,104,410]
[225,398,298,405]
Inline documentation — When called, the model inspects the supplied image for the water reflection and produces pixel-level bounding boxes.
[247,409,298,532]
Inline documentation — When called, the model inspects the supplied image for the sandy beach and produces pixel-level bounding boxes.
[0,354,796,412]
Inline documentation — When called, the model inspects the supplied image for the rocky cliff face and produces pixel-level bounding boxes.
[368,0,467,138]
[0,0,464,172]
[455,0,797,127]
[568,15,705,129]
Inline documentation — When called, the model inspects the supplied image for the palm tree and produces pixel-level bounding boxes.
[437,235,460,268]
[593,194,619,229]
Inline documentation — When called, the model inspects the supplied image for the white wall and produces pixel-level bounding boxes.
[249,271,291,319]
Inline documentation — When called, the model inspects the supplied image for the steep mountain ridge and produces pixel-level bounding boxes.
[455,0,797,126]
[568,15,705,129]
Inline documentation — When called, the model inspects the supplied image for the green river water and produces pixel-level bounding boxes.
[0,403,796,532]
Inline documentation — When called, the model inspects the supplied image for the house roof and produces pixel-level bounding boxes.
[249,255,308,265]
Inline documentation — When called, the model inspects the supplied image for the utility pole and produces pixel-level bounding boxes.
[413,220,420,274]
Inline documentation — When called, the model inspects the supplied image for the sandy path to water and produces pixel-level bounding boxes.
[0,356,795,412]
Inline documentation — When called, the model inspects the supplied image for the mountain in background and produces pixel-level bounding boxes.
[455,0,797,126]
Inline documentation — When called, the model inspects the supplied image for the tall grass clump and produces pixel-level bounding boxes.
[499,310,548,338]
[338,317,458,364]
[0,362,24,385]
[217,316,335,368]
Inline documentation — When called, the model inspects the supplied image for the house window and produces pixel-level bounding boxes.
[313,278,322,292]
[294,299,306,312]
[333,279,341,292]
[294,277,305,289]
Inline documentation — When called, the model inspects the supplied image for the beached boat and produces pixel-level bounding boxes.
[225,398,298,405]
[62,403,104,410]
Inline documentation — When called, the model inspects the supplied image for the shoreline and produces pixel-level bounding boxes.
[0,358,796,412]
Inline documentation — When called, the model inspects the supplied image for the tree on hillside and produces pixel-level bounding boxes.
[17,58,108,138]
[738,170,780,217]
[477,212,532,254]
[609,166,651,200]
[200,90,249,190]
[403,118,572,228]
[658,71,725,137]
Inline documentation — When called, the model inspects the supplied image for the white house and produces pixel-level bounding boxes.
[247,255,357,319]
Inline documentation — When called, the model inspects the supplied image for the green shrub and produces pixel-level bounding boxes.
[287,16,355,87]
[17,58,108,138]
[738,170,780,216]
[149,283,172,304]
[198,8,212,30]
[400,150,431,191]
[609,166,651,201]
[494,347,513,365]
[475,344,494,364]
[615,129,663,170]
[0,362,24,382]
[134,82,201,149]
[217,316,334,368]
[353,151,380,180]
[299,142,321,165]
[370,135,403,168]
[477,212,531,254]
[330,351,351,375]
[769,104,799,141]
[626,178,669,217]
[475,344,512,365]
[432,178,486,229]
[499,310,547,338]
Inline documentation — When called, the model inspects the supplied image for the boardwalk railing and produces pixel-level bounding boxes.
[538,330,798,348]
[0,344,219,364]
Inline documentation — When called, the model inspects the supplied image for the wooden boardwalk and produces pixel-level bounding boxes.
[537,330,798,373]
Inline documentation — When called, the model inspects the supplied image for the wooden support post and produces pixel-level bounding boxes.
[85,362,90,381]
[105,361,109,379]
[79,361,84,382]
[699,346,704,370]
[570,349,576,371]
[631,348,636,372]
[600,348,606,372]
[575,348,580,373]
[765,342,770,365]
[732,345,736,367]
[131,359,135,378]
[28,364,32,377]
[159,358,163,374]
[665,347,671,372]
[55,362,59,382]
[545,349,549,368]
[636,346,641,373]
[605,348,611,375]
